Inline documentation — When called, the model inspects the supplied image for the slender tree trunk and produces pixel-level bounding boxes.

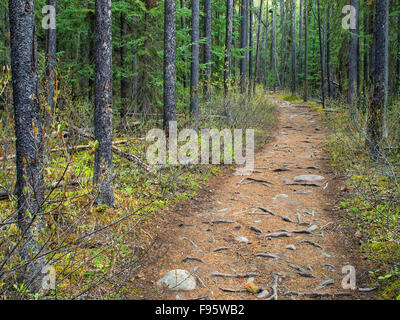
[180,0,189,89]
[316,0,325,108]
[303,0,308,101]
[280,0,285,87]
[45,0,56,115]
[120,13,128,120]
[190,0,200,128]
[298,0,303,77]
[93,0,114,206]
[272,0,279,90]
[248,0,254,95]
[204,0,212,106]
[290,0,296,94]
[164,0,177,132]
[253,0,263,95]
[224,0,233,124]
[9,0,45,292]
[240,0,249,93]
[367,0,389,159]
[326,3,331,98]
[348,0,360,108]
[264,0,269,88]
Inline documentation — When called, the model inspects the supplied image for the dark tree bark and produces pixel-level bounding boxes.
[264,0,269,88]
[298,0,303,76]
[271,0,279,91]
[204,0,212,105]
[348,0,360,107]
[248,0,254,95]
[367,0,389,159]
[253,0,263,94]
[131,17,138,108]
[120,13,129,120]
[164,0,177,132]
[180,0,189,89]
[224,0,233,124]
[303,0,308,101]
[93,0,114,206]
[9,0,45,291]
[290,0,296,94]
[280,0,285,86]
[326,3,332,97]
[240,0,249,94]
[190,0,200,128]
[316,0,325,108]
[45,0,56,114]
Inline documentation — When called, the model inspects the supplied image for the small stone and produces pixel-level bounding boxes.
[275,194,289,198]
[157,269,196,291]
[257,289,270,299]
[286,245,296,250]
[234,236,250,243]
[293,175,325,183]
[307,224,318,232]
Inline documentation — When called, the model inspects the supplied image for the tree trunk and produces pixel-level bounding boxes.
[348,0,360,107]
[316,0,325,108]
[164,0,177,132]
[253,0,263,95]
[204,0,212,106]
[264,0,269,88]
[120,13,128,120]
[9,0,45,292]
[45,0,56,115]
[224,0,233,124]
[367,0,389,159]
[326,3,331,97]
[298,0,303,77]
[93,0,114,206]
[272,0,279,90]
[248,0,254,95]
[190,0,200,128]
[181,0,189,89]
[303,0,308,101]
[280,0,285,87]
[290,0,296,94]
[240,0,249,94]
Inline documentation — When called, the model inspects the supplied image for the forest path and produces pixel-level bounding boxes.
[146,96,373,300]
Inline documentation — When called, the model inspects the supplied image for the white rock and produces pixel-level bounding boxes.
[286,245,296,250]
[157,269,196,291]
[234,236,250,243]
[293,175,325,183]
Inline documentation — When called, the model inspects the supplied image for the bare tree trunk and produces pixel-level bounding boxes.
[367,0,389,159]
[204,0,212,106]
[248,0,254,95]
[303,0,308,101]
[253,0,263,95]
[272,0,279,90]
[264,0,269,88]
[298,0,303,77]
[93,0,114,206]
[164,0,177,132]
[45,0,56,115]
[224,0,233,124]
[180,0,189,89]
[348,0,360,108]
[290,0,296,94]
[326,3,331,98]
[120,13,128,120]
[240,0,249,94]
[9,0,45,292]
[190,0,200,128]
[280,0,285,87]
[316,0,325,108]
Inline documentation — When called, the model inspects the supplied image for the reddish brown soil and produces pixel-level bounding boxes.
[136,97,375,300]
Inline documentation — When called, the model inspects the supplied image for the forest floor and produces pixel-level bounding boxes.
[135,96,377,300]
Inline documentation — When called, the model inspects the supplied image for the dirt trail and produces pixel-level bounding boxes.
[145,97,373,300]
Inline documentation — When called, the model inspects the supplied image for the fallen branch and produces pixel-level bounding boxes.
[210,272,260,278]
[67,124,154,173]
